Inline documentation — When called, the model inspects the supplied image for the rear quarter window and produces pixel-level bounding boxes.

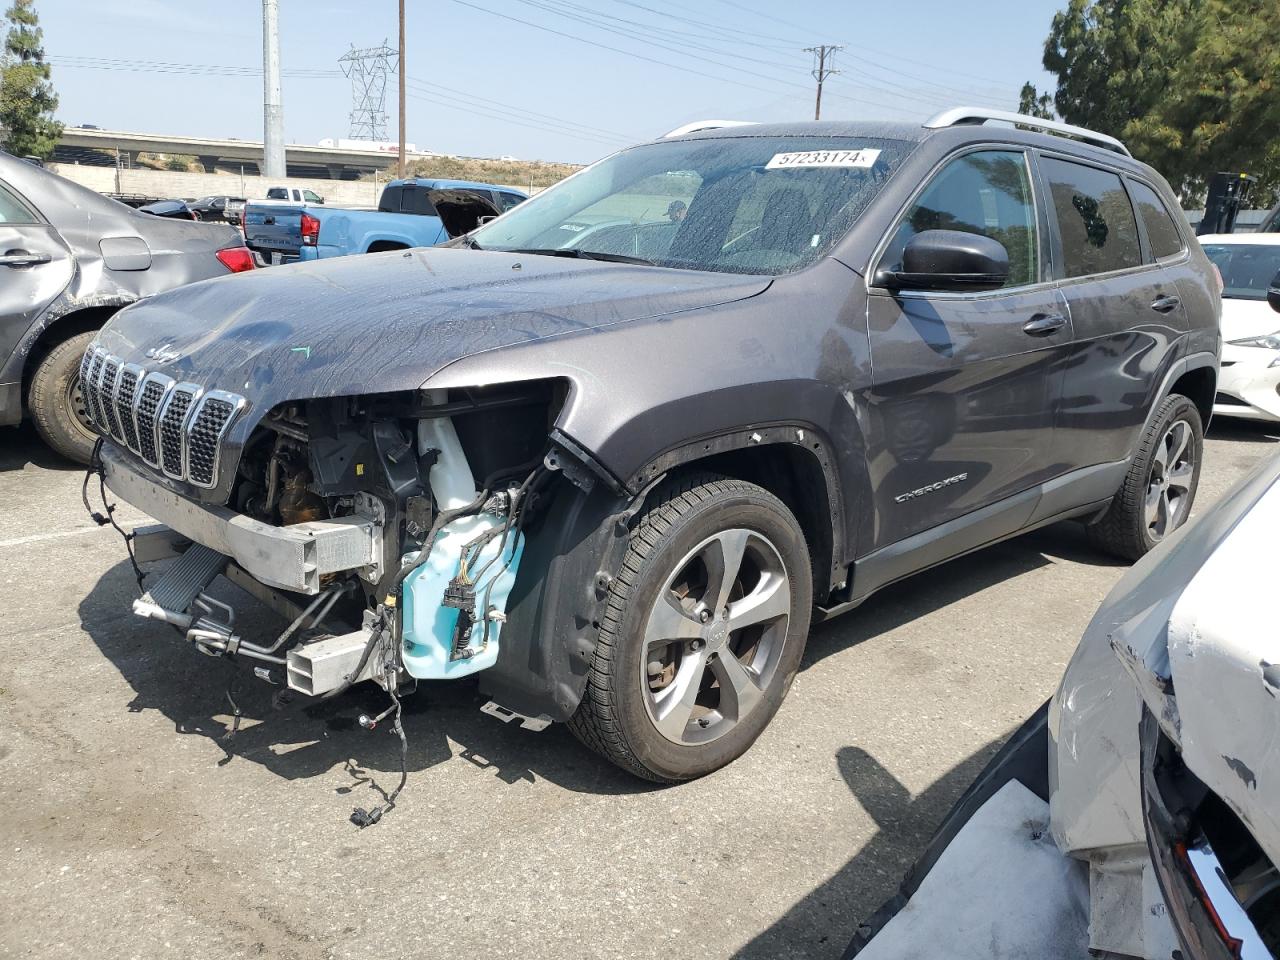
[0,181,38,224]
[1128,180,1185,260]
[1041,157,1142,278]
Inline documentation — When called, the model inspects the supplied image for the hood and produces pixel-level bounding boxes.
[95,246,770,408]
[1220,296,1280,340]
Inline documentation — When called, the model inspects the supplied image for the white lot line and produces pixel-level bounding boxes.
[0,525,122,549]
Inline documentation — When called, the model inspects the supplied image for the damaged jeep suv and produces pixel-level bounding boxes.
[85,109,1219,783]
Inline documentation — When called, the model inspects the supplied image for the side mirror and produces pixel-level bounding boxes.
[880,230,1010,293]
[1269,270,1280,314]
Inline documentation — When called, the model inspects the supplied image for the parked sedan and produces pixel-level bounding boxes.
[1200,233,1280,422]
[0,152,255,462]
[138,198,197,220]
[189,195,245,223]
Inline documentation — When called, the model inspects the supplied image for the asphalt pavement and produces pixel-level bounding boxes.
[1,417,1276,960]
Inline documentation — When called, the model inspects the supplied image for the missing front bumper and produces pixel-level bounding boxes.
[101,444,382,594]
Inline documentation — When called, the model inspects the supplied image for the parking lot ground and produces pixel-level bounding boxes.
[1,418,1277,960]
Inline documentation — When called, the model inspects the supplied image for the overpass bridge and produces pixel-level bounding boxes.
[55,127,436,180]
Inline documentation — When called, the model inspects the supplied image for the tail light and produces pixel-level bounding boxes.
[1211,262,1224,294]
[215,246,256,273]
[300,212,320,247]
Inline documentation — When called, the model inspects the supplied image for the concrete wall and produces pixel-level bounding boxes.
[48,164,539,206]
[49,164,386,206]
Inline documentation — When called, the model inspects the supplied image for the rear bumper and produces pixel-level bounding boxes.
[101,443,383,594]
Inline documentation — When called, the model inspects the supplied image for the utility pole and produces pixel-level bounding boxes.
[805,44,843,121]
[262,0,286,179]
[398,0,406,178]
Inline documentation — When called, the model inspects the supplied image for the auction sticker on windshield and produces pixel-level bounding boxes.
[765,149,881,170]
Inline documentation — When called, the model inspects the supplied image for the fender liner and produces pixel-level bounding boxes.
[479,474,662,723]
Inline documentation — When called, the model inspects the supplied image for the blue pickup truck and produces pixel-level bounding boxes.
[243,178,527,262]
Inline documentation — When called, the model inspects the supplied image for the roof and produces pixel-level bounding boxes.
[1198,233,1280,245]
[674,120,927,143]
[385,177,527,196]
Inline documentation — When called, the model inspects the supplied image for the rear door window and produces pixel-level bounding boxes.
[1128,180,1185,260]
[1041,157,1142,277]
[881,149,1039,287]
[0,181,37,224]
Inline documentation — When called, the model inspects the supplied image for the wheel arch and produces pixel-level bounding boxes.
[20,302,128,399]
[365,239,410,254]
[1169,362,1216,427]
[627,427,847,599]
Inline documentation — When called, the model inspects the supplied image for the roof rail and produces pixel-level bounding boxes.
[923,107,1131,157]
[662,119,757,139]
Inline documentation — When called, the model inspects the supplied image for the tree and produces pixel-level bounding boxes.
[1038,0,1280,201]
[0,0,61,160]
[1018,81,1055,119]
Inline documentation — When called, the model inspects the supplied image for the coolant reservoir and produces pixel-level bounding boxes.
[400,517,524,679]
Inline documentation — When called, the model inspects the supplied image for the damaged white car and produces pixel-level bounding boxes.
[851,452,1280,959]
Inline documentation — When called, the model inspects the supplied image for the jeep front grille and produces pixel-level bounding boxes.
[79,345,245,489]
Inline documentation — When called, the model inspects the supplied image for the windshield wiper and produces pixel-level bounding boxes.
[459,235,483,250]
[503,247,656,266]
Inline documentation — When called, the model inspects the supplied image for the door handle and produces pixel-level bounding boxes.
[0,251,52,268]
[1151,294,1181,314]
[1023,313,1067,336]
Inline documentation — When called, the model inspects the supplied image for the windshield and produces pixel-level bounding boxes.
[1203,243,1280,300]
[470,135,913,275]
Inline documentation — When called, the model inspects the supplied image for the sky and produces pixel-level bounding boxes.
[36,0,1063,165]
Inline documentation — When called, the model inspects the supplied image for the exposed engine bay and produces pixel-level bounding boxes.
[90,380,573,824]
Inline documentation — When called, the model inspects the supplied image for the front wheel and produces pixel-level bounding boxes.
[1087,393,1203,560]
[27,330,100,464]
[569,474,812,782]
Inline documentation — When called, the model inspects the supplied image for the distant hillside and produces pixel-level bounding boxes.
[403,154,582,190]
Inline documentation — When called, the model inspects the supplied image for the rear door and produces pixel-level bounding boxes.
[866,147,1073,549]
[1041,156,1189,470]
[0,178,74,370]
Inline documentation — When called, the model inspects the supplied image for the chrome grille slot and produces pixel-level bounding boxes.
[84,352,105,426]
[115,365,142,452]
[185,392,241,488]
[99,358,122,440]
[157,384,198,479]
[135,374,171,467]
[78,349,95,425]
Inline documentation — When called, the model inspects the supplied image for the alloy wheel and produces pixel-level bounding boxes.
[640,528,791,746]
[1145,418,1195,541]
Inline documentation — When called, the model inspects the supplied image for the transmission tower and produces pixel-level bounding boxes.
[339,42,398,141]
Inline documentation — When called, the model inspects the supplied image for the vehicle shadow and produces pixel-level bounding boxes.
[76,519,1114,803]
[1207,417,1280,443]
[732,737,1007,960]
[0,422,77,472]
[802,519,1119,670]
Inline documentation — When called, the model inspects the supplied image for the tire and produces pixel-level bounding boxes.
[569,473,813,782]
[27,329,99,465]
[1087,393,1203,561]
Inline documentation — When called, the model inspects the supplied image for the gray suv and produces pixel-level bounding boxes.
[83,108,1219,786]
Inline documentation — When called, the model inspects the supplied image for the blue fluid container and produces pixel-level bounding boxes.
[400,513,524,679]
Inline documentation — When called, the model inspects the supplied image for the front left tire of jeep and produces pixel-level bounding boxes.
[569,473,813,782]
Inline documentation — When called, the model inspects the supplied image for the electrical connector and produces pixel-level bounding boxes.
[441,578,475,611]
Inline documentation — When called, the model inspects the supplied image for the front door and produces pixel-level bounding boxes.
[0,177,74,372]
[865,148,1073,550]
